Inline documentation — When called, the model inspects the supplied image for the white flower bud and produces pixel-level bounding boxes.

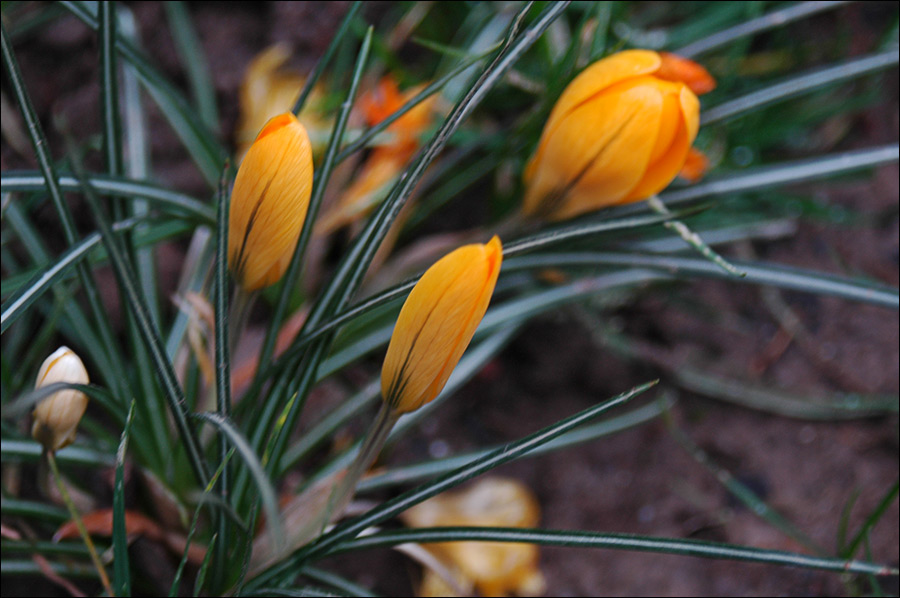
[32,346,90,452]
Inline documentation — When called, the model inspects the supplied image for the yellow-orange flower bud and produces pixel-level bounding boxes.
[32,347,90,452]
[523,49,715,221]
[229,112,314,291]
[382,236,503,414]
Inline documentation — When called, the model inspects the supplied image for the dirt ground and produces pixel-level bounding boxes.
[2,2,897,596]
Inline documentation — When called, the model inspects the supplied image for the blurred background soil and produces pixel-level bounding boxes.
[2,2,897,596]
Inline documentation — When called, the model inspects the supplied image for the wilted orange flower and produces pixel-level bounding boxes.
[403,477,546,597]
[382,236,502,414]
[523,49,715,221]
[229,112,314,291]
[32,347,89,452]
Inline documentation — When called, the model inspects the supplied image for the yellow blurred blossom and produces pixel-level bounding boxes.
[403,477,546,597]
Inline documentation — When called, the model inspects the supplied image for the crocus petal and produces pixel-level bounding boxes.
[228,112,314,292]
[657,51,717,95]
[525,49,661,188]
[382,236,502,414]
[525,81,662,219]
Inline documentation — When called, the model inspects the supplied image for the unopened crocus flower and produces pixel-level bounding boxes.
[229,112,314,291]
[382,236,502,414]
[32,347,89,452]
[523,49,715,221]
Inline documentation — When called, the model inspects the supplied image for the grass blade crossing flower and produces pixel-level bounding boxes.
[228,112,314,292]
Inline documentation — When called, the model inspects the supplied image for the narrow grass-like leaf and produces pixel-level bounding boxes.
[193,412,285,559]
[255,26,374,394]
[664,408,823,553]
[2,22,127,400]
[300,566,377,598]
[334,45,497,163]
[193,533,216,597]
[0,439,114,468]
[328,527,897,577]
[1,540,90,558]
[250,381,653,586]
[3,381,124,423]
[99,0,124,211]
[1,217,140,334]
[292,1,362,115]
[164,1,219,131]
[118,4,158,325]
[112,401,136,597]
[359,398,671,492]
[307,2,569,330]
[168,449,236,597]
[265,130,678,384]
[1,172,216,223]
[60,0,225,185]
[675,1,850,57]
[703,50,899,125]
[598,327,899,419]
[836,489,861,558]
[0,497,69,522]
[505,252,899,309]
[68,147,210,486]
[659,146,899,206]
[842,480,899,559]
[283,324,520,479]
[213,166,232,587]
[1,559,95,578]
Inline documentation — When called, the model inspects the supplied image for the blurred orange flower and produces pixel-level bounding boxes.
[317,76,437,234]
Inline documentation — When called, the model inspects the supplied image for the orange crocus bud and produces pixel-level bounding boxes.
[228,112,314,291]
[523,49,714,221]
[382,236,503,414]
[32,347,90,452]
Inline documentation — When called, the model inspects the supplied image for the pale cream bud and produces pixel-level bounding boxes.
[32,346,90,452]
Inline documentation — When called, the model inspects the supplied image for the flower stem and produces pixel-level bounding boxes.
[46,450,115,597]
[228,287,255,355]
[320,402,400,534]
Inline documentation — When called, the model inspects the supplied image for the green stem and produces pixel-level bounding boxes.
[47,450,115,597]
[228,286,254,357]
[319,402,400,533]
